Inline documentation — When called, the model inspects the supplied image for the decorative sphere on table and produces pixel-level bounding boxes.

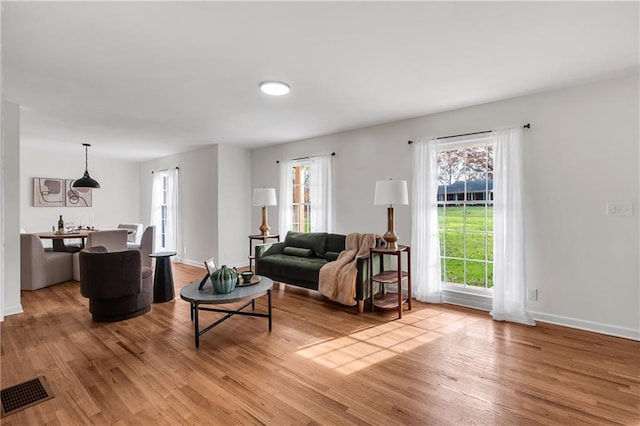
[211,265,238,294]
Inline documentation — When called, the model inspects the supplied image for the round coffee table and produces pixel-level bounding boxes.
[180,275,273,348]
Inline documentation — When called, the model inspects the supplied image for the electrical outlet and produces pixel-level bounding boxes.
[527,288,538,301]
[184,247,188,254]
[607,202,634,217]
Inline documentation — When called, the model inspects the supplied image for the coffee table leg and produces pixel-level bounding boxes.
[268,289,272,331]
[194,302,200,348]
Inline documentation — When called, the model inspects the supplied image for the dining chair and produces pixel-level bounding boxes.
[20,233,73,290]
[127,225,156,268]
[118,223,144,248]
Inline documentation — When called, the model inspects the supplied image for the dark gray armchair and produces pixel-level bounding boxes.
[79,246,153,322]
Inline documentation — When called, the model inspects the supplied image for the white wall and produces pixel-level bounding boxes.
[141,145,218,265]
[20,145,141,238]
[140,144,252,269]
[217,144,251,267]
[251,74,640,339]
[2,102,22,317]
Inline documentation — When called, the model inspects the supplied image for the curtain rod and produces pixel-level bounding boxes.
[151,166,180,173]
[276,152,335,164]
[407,123,531,145]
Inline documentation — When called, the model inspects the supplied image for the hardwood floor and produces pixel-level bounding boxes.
[2,262,639,425]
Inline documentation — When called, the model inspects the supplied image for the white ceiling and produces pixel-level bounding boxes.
[3,1,638,162]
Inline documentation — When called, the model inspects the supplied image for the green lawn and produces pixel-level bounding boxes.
[438,206,493,288]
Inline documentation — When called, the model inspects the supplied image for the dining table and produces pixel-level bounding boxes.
[37,230,92,252]
[37,228,133,252]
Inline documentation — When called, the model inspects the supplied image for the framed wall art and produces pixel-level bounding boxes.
[33,177,64,207]
[65,179,92,207]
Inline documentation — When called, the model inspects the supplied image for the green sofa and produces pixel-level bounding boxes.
[255,231,382,312]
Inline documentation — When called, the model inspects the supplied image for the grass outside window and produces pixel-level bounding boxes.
[439,206,493,288]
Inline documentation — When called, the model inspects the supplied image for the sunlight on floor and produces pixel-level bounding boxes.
[296,307,479,375]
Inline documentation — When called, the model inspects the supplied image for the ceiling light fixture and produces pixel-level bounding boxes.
[259,81,291,96]
[72,143,101,188]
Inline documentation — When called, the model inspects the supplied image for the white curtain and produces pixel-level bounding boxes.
[150,168,180,254]
[491,128,535,325]
[150,171,164,250]
[308,154,333,232]
[166,167,180,254]
[278,159,294,236]
[411,139,442,303]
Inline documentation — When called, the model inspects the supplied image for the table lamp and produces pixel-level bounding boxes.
[253,188,277,236]
[374,179,409,250]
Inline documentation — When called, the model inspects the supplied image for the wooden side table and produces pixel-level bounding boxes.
[369,245,411,319]
[248,234,280,271]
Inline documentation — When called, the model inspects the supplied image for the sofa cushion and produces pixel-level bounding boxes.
[257,254,328,284]
[324,251,340,262]
[284,231,328,257]
[283,246,313,258]
[326,233,346,253]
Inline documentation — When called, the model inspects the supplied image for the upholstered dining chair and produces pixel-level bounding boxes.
[127,225,156,268]
[79,246,153,322]
[72,229,129,281]
[20,233,73,290]
[118,223,143,248]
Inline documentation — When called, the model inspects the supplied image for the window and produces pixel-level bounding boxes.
[412,127,530,321]
[437,137,494,289]
[291,164,311,232]
[150,168,179,252]
[279,155,333,233]
[161,174,168,248]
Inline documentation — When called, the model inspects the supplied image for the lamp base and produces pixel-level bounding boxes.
[383,206,399,251]
[259,206,271,236]
[383,238,399,251]
[259,228,271,237]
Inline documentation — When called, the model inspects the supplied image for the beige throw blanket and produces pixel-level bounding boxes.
[318,233,378,306]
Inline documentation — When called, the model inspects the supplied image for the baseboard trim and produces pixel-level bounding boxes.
[180,258,204,269]
[528,311,640,341]
[437,290,639,341]
[3,303,24,318]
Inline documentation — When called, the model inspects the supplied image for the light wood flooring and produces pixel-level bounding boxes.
[2,262,639,425]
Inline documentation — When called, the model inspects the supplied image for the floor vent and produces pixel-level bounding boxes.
[1,376,54,417]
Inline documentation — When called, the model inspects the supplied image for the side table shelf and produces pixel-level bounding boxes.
[248,234,279,272]
[369,246,411,319]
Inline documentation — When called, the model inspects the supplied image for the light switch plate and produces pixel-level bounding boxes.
[606,202,633,217]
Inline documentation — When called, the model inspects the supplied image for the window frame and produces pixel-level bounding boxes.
[291,163,311,233]
[437,135,494,294]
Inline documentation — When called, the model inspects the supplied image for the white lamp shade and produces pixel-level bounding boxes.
[253,187,277,207]
[374,179,409,206]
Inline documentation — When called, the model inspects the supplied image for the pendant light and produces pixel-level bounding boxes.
[72,143,101,188]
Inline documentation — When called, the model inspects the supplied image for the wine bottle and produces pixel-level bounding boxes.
[58,215,64,234]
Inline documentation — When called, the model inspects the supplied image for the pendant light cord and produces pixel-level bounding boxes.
[83,143,90,173]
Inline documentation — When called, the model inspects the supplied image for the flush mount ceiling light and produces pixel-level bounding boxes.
[259,81,291,96]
